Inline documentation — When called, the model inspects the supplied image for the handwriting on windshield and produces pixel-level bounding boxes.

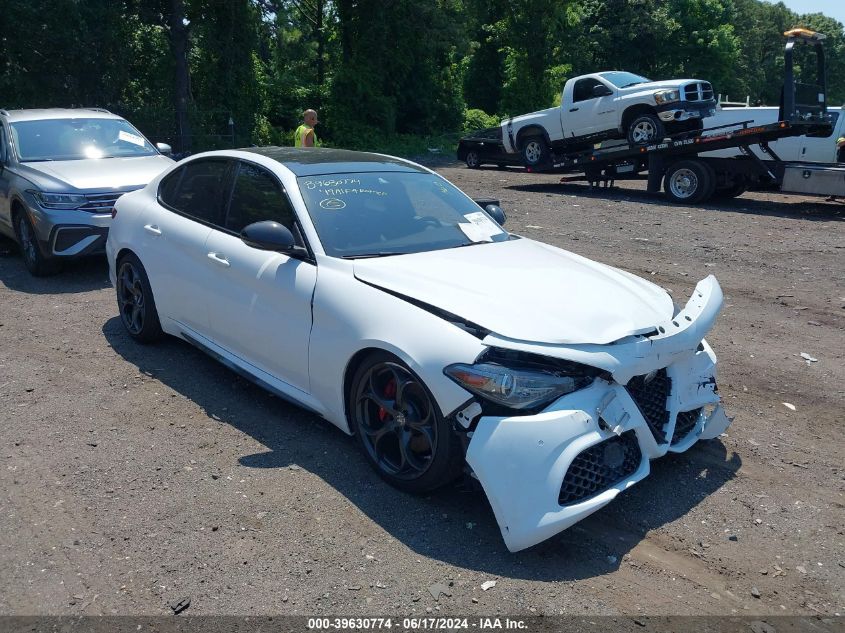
[302,178,361,189]
[320,188,387,196]
[301,178,389,198]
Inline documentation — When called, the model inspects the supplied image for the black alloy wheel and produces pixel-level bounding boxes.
[116,254,163,343]
[350,352,462,493]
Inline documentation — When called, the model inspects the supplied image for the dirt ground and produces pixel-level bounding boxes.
[0,163,843,618]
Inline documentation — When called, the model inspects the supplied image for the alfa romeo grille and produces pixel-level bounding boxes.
[558,431,642,506]
[625,368,671,444]
[671,408,702,445]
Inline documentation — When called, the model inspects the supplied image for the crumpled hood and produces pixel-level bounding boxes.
[21,155,173,191]
[353,238,674,345]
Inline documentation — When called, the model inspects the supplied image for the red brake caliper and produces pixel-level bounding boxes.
[378,378,396,422]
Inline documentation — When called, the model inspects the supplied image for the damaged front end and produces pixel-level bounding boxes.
[451,276,731,552]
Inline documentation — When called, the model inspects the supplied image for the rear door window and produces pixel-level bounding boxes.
[158,159,232,226]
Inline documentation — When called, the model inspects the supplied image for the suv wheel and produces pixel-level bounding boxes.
[14,213,60,276]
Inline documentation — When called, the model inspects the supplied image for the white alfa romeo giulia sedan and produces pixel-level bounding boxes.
[106,147,732,552]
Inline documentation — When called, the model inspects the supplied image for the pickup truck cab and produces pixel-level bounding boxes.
[502,71,717,165]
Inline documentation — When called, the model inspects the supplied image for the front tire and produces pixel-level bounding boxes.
[14,212,60,277]
[627,113,665,146]
[116,253,163,343]
[465,150,480,169]
[520,136,549,167]
[349,351,462,493]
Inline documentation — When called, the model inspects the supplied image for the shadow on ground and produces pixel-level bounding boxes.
[102,316,741,581]
[507,181,845,221]
[0,240,110,294]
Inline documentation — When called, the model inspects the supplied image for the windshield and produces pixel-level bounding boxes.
[297,171,510,258]
[600,71,651,88]
[10,118,158,162]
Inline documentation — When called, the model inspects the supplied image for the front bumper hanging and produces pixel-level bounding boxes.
[465,276,731,552]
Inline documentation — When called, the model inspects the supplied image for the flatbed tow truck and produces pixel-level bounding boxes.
[521,29,844,204]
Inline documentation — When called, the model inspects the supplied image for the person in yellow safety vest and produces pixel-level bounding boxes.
[294,109,319,147]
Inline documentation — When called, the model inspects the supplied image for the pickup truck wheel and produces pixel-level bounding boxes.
[465,150,480,169]
[627,114,665,145]
[521,136,549,167]
[663,160,714,204]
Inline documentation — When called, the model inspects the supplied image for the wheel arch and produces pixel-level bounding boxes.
[621,104,658,130]
[516,125,551,150]
[115,247,138,266]
[10,196,27,225]
[343,346,386,432]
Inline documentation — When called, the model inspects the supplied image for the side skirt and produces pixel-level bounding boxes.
[178,327,326,418]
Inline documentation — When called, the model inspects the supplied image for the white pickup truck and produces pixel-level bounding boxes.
[501,71,717,165]
[702,104,845,162]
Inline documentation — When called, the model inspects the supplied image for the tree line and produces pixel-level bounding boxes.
[1,0,843,153]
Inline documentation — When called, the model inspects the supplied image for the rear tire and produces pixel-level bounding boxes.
[465,150,480,169]
[713,181,747,199]
[663,160,714,204]
[13,212,60,276]
[116,253,164,343]
[627,113,665,146]
[520,136,550,167]
[348,351,463,494]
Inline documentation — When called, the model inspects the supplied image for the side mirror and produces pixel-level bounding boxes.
[156,142,173,156]
[472,197,500,209]
[593,84,613,97]
[485,204,507,226]
[241,221,296,251]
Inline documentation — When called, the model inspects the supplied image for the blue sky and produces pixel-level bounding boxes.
[763,0,845,26]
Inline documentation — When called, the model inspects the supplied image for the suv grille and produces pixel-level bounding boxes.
[625,368,671,444]
[558,431,642,506]
[671,408,702,445]
[684,82,714,102]
[80,191,132,214]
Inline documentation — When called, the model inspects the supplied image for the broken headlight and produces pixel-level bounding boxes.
[444,350,602,411]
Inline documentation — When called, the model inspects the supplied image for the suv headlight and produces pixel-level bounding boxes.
[32,191,87,210]
[444,362,595,411]
[654,89,681,105]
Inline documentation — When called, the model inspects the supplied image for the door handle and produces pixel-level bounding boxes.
[569,107,579,112]
[207,252,230,267]
[143,224,162,236]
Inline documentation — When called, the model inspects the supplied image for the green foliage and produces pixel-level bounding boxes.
[463,108,500,132]
[1,0,844,152]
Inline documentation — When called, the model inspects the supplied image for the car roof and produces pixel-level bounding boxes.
[1,108,123,122]
[240,146,426,176]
